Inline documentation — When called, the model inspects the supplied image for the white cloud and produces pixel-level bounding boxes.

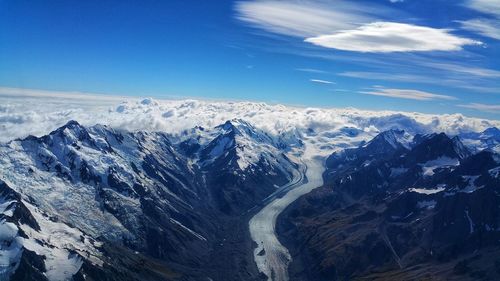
[458,18,500,40]
[0,87,497,144]
[235,0,378,37]
[338,71,500,93]
[458,103,500,113]
[465,0,500,17]
[310,79,335,84]
[421,62,500,78]
[459,1,500,41]
[295,68,330,74]
[361,88,457,101]
[236,0,482,55]
[339,71,444,84]
[305,22,481,53]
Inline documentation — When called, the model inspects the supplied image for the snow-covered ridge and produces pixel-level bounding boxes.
[0,117,306,280]
[195,119,299,171]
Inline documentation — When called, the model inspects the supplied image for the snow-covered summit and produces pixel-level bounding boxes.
[363,129,413,150]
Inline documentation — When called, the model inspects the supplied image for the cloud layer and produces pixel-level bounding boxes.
[305,22,481,53]
[0,88,497,144]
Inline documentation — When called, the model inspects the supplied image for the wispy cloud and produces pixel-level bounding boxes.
[235,0,499,103]
[339,71,500,93]
[458,103,500,113]
[465,0,500,17]
[421,62,500,78]
[295,68,330,74]
[361,88,457,101]
[305,22,481,53]
[235,0,383,37]
[458,18,500,40]
[236,2,480,53]
[340,71,440,83]
[0,87,126,103]
[310,79,335,84]
[460,0,500,40]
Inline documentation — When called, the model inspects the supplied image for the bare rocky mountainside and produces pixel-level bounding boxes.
[278,129,500,280]
[0,117,499,281]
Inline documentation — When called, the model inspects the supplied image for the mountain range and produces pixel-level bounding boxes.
[279,129,500,280]
[0,117,499,281]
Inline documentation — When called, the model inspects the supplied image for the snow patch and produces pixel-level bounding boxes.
[409,186,445,195]
[0,219,22,279]
[420,157,459,176]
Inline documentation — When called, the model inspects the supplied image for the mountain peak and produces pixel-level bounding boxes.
[52,120,85,134]
[216,119,254,134]
[198,119,284,171]
[48,119,90,141]
[451,136,471,159]
[483,127,500,139]
[411,132,470,162]
[484,127,500,134]
[218,120,239,131]
[64,120,82,127]
[364,129,412,151]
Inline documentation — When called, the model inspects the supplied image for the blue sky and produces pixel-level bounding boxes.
[0,0,499,119]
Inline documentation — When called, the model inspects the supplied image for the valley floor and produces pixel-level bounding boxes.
[249,144,326,281]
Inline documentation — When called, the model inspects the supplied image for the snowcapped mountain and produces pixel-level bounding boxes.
[0,98,499,281]
[197,119,298,173]
[460,127,500,153]
[326,129,412,173]
[0,119,300,281]
[175,118,301,214]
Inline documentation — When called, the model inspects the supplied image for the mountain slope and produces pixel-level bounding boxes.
[0,120,300,281]
[278,130,500,281]
[1,116,498,281]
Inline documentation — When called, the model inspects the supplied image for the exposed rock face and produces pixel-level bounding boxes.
[279,130,500,281]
